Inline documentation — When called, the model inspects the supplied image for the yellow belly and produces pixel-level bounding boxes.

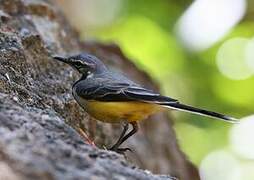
[85,101,162,123]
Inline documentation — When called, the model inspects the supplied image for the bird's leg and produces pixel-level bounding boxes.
[109,122,129,151]
[118,122,138,146]
[110,122,138,153]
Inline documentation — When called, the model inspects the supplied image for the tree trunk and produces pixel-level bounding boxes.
[0,0,199,179]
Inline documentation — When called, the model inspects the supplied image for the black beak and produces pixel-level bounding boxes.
[53,55,69,63]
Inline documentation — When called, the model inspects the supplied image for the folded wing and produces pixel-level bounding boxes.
[75,82,178,104]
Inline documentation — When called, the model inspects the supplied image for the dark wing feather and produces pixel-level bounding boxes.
[74,78,237,123]
[75,81,178,104]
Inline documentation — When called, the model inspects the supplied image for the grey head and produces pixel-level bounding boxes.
[53,53,107,78]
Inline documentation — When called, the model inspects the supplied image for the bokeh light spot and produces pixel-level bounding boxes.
[230,115,254,159]
[199,150,242,180]
[216,38,253,80]
[245,37,254,72]
[240,162,254,180]
[176,0,246,51]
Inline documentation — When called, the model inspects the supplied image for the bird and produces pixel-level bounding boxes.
[53,53,237,153]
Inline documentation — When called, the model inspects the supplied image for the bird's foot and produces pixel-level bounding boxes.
[109,146,133,154]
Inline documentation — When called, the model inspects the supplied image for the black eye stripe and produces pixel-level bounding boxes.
[74,61,84,66]
[70,59,95,68]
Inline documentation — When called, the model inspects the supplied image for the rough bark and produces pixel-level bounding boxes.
[0,0,199,179]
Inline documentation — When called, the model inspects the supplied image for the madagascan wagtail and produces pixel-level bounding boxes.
[53,53,237,153]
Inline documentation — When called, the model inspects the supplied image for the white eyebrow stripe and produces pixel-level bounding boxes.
[78,60,85,64]
[70,59,86,65]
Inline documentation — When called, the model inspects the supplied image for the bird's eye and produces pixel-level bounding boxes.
[75,61,83,67]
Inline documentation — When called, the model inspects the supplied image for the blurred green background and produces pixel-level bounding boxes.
[57,0,254,179]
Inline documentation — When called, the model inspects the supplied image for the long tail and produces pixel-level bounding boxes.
[161,103,238,123]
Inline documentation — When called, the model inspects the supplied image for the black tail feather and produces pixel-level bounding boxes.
[162,103,238,123]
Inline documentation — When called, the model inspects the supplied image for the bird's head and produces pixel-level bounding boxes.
[53,53,107,77]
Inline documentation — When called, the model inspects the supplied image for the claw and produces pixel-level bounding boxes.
[77,128,96,147]
[109,147,133,154]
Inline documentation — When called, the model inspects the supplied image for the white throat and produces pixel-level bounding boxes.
[87,71,94,79]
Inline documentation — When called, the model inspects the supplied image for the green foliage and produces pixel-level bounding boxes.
[85,0,254,165]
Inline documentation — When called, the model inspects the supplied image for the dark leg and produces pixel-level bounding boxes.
[109,122,129,150]
[110,122,139,153]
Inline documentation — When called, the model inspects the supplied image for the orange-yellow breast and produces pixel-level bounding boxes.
[85,101,162,123]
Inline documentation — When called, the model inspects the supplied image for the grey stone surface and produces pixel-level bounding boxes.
[0,0,198,179]
[0,94,174,180]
